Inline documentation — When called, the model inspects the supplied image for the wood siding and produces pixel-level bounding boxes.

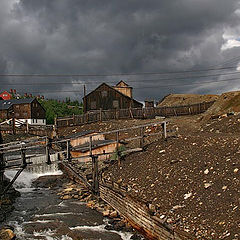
[0,108,12,120]
[83,83,142,113]
[13,99,45,119]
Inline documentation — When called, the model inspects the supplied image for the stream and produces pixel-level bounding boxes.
[1,166,135,240]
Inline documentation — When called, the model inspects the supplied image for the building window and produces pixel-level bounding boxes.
[15,113,20,117]
[113,100,119,108]
[90,101,96,110]
[23,112,27,116]
[101,91,107,97]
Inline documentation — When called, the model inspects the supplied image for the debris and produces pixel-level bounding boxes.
[204,169,209,175]
[204,183,212,189]
[184,192,192,200]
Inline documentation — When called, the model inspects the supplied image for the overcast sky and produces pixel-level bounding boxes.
[1,0,240,101]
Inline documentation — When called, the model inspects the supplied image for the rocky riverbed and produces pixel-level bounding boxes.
[0,170,144,240]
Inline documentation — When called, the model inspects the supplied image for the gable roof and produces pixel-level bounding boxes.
[83,83,143,106]
[0,98,35,110]
[6,98,35,104]
[116,80,130,87]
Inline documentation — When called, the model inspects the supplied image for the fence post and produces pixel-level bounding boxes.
[0,131,4,191]
[12,117,16,135]
[66,140,71,161]
[73,114,75,126]
[26,121,29,134]
[21,146,27,166]
[86,112,89,123]
[100,108,102,122]
[163,122,167,139]
[116,131,121,167]
[89,135,93,158]
[92,155,99,195]
[46,137,51,165]
[140,127,145,149]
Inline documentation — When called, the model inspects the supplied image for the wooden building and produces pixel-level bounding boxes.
[0,101,13,121]
[113,80,132,98]
[145,100,155,108]
[69,131,119,162]
[0,98,46,125]
[83,82,143,113]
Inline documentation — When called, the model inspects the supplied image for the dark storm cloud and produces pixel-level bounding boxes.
[1,0,240,100]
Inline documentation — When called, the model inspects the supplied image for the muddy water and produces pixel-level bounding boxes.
[2,170,134,240]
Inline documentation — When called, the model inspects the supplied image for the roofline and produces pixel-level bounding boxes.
[83,82,143,106]
[116,80,129,87]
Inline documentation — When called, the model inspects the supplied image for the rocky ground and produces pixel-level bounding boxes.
[98,115,240,240]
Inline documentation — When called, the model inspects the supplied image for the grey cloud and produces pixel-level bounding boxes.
[0,0,240,101]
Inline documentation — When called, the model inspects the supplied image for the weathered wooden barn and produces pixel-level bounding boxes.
[83,81,143,113]
[0,98,46,125]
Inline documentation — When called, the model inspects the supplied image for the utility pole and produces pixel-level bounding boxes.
[83,84,86,113]
[0,129,4,192]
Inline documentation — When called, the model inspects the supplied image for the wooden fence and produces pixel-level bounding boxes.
[0,123,55,138]
[56,101,215,128]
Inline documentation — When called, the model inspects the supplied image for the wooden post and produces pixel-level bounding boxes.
[26,121,29,134]
[116,131,120,167]
[86,112,89,124]
[46,137,51,165]
[66,140,71,161]
[100,108,102,122]
[92,155,99,195]
[140,127,145,149]
[163,122,167,139]
[174,108,177,117]
[89,136,92,157]
[0,131,4,191]
[12,116,16,135]
[129,108,133,119]
[73,114,75,126]
[21,147,27,166]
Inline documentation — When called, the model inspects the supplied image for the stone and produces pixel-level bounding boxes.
[184,192,192,200]
[204,183,212,189]
[204,169,209,174]
[234,168,238,173]
[0,228,16,240]
[109,210,118,218]
[62,195,71,200]
[102,210,110,217]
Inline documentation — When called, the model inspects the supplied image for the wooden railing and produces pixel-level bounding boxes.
[56,101,215,127]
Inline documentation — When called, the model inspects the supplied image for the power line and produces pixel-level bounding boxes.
[0,66,238,78]
[14,76,240,93]
[2,70,240,85]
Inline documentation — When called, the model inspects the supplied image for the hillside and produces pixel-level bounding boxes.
[102,117,239,240]
[202,91,240,120]
[157,94,219,107]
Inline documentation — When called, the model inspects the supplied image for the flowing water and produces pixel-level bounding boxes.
[1,165,135,240]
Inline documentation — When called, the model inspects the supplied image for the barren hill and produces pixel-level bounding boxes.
[157,94,219,107]
[203,91,240,120]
